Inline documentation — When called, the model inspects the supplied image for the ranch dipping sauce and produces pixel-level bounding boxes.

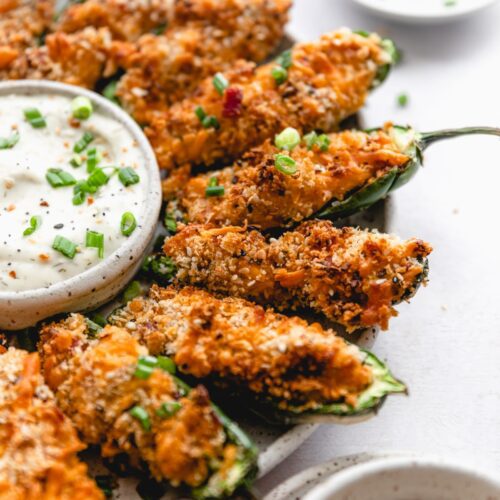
[0,93,147,292]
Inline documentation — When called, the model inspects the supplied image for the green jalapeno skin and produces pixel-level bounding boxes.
[318,125,500,221]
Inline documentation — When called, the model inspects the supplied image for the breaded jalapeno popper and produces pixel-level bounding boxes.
[116,0,292,117]
[38,320,258,499]
[0,348,103,499]
[146,29,397,170]
[108,285,406,424]
[163,221,432,331]
[163,124,411,229]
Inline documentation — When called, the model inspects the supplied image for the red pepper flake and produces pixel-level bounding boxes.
[68,117,81,128]
[222,87,243,118]
[6,204,15,212]
[40,200,49,207]
[39,254,50,262]
[8,270,16,279]
[87,197,94,205]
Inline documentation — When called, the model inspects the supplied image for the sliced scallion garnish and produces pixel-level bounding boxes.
[85,230,104,258]
[129,405,151,431]
[156,401,182,419]
[195,106,220,129]
[87,167,110,189]
[118,167,140,187]
[157,355,176,374]
[120,211,137,236]
[23,108,46,128]
[213,72,229,95]
[23,215,42,237]
[134,355,158,380]
[164,212,177,233]
[205,176,225,197]
[86,148,101,173]
[52,235,77,259]
[122,279,142,302]
[73,131,94,153]
[46,168,76,188]
[303,131,330,152]
[275,154,297,175]
[271,66,288,85]
[71,96,93,120]
[275,127,300,151]
[70,153,83,168]
[0,131,20,150]
[276,49,293,69]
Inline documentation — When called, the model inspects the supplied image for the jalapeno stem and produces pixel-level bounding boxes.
[419,126,500,150]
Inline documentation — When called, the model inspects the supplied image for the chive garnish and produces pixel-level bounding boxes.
[70,153,83,168]
[276,49,293,70]
[205,176,225,197]
[275,154,298,175]
[157,355,176,374]
[213,72,229,95]
[118,167,140,187]
[164,212,177,233]
[134,355,158,380]
[397,93,409,107]
[73,131,94,153]
[156,401,182,419]
[46,168,76,188]
[275,127,300,151]
[86,148,100,173]
[103,80,120,105]
[129,405,151,431]
[0,132,20,150]
[271,66,288,85]
[195,106,220,129]
[52,235,77,259]
[23,215,42,237]
[121,212,137,236]
[71,96,93,120]
[87,167,110,189]
[23,108,46,128]
[303,131,330,152]
[85,230,104,258]
[123,280,142,303]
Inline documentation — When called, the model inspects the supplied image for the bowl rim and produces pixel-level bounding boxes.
[0,79,162,300]
[303,455,500,499]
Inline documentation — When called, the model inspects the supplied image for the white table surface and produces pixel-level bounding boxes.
[257,0,500,494]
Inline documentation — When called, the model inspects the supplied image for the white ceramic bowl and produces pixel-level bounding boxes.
[303,456,500,500]
[0,80,161,330]
[353,0,498,24]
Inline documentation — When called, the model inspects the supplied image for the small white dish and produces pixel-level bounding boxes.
[352,0,497,24]
[303,455,500,500]
[0,80,161,330]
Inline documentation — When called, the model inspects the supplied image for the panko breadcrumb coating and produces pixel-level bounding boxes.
[110,285,381,414]
[116,0,291,116]
[0,27,128,88]
[0,0,53,71]
[38,317,256,493]
[0,348,103,500]
[146,29,395,170]
[163,124,410,229]
[163,221,432,331]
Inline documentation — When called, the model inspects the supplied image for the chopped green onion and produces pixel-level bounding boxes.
[90,313,107,327]
[275,154,297,175]
[0,132,20,150]
[23,215,42,237]
[118,167,140,187]
[271,66,288,85]
[103,80,120,105]
[157,355,176,374]
[72,184,86,205]
[52,235,77,259]
[275,127,300,151]
[122,280,142,302]
[142,254,176,281]
[70,153,83,167]
[205,176,224,197]
[195,106,219,129]
[164,212,177,233]
[121,211,137,236]
[213,72,229,95]
[303,131,317,149]
[397,92,409,107]
[354,30,370,37]
[87,167,110,189]
[303,131,330,152]
[23,108,46,128]
[85,230,104,258]
[71,96,93,120]
[46,168,76,188]
[276,49,293,70]
[73,131,94,153]
[134,355,158,380]
[85,318,103,337]
[156,401,182,419]
[86,148,101,173]
[129,405,151,431]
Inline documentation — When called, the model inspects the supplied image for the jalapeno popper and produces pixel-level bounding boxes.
[38,319,258,499]
[146,29,397,170]
[116,0,292,119]
[106,285,406,424]
[163,124,410,229]
[0,348,103,499]
[163,221,432,331]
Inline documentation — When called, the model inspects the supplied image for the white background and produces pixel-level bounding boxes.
[257,0,500,493]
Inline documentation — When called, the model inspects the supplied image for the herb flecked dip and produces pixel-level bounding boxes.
[0,93,147,292]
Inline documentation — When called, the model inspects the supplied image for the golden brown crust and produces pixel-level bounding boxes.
[146,29,390,170]
[163,221,432,331]
[0,348,103,500]
[164,125,409,229]
[111,285,373,411]
[116,0,291,115]
[38,316,236,487]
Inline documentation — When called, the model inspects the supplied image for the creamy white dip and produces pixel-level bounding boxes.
[0,94,147,292]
